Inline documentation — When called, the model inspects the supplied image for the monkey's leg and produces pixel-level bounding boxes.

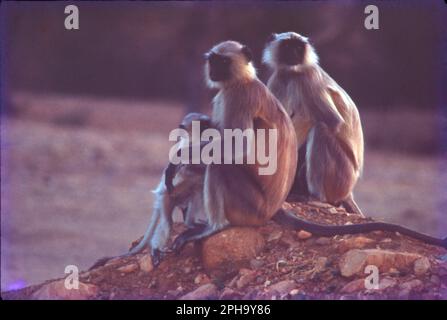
[171,166,229,253]
[89,179,172,270]
[133,168,206,265]
[171,223,218,253]
[148,196,176,265]
[164,162,178,194]
[287,141,310,202]
[128,180,173,255]
[171,219,228,254]
[306,122,359,207]
[339,193,364,217]
[183,188,207,227]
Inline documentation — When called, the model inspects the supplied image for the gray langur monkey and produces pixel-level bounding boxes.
[90,113,212,269]
[264,32,446,248]
[263,32,364,215]
[169,40,299,251]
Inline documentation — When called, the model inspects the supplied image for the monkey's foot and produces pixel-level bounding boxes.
[151,248,166,267]
[171,224,208,253]
[340,198,365,217]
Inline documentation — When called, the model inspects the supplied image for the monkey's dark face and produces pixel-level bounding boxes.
[206,52,232,82]
[277,38,306,66]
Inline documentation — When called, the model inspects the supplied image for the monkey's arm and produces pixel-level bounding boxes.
[310,85,345,132]
[164,162,178,194]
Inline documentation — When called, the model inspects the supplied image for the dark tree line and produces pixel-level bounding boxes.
[4,1,445,111]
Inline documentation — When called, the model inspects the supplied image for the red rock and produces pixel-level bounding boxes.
[117,263,138,273]
[138,254,154,273]
[307,201,332,209]
[32,280,98,300]
[220,287,240,300]
[339,249,422,277]
[377,277,397,290]
[179,284,218,300]
[201,227,265,270]
[194,273,211,285]
[413,257,430,275]
[297,230,313,240]
[341,279,365,293]
[267,280,297,296]
[338,236,376,252]
[236,269,258,289]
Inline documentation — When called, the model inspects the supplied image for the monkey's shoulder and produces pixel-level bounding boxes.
[218,79,279,112]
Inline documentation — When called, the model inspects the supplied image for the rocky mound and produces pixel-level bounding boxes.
[3,201,447,300]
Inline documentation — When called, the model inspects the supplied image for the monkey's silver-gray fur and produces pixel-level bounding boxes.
[130,154,206,257]
[263,32,364,215]
[140,113,211,254]
[89,113,209,269]
[170,40,298,249]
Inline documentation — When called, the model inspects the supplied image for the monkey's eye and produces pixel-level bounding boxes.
[219,56,231,64]
[208,53,232,67]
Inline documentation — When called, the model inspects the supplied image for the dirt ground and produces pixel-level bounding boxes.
[1,92,446,291]
[3,202,447,300]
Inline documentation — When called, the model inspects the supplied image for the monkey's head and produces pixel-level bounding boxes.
[204,41,256,88]
[263,32,319,72]
[175,113,212,150]
[179,112,212,134]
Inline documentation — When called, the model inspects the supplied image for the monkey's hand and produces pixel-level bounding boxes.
[164,163,178,194]
[150,248,171,267]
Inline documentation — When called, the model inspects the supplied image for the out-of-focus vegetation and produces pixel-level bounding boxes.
[4,1,445,110]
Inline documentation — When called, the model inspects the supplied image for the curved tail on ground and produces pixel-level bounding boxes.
[273,209,447,249]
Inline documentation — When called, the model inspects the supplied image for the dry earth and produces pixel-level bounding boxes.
[2,201,447,300]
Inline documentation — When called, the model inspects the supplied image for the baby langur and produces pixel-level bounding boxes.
[263,32,364,215]
[89,113,211,269]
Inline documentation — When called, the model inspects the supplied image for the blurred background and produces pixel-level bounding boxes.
[1,1,447,290]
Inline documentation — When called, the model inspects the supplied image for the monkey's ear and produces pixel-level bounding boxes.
[241,46,253,62]
[267,33,278,43]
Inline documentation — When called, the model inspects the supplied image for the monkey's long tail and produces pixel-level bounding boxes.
[273,209,447,249]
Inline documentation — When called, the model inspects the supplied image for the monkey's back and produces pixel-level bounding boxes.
[267,72,313,149]
[321,69,364,174]
[268,68,364,175]
[209,79,297,226]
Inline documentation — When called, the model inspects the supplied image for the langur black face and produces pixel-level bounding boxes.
[278,38,306,66]
[206,52,232,82]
